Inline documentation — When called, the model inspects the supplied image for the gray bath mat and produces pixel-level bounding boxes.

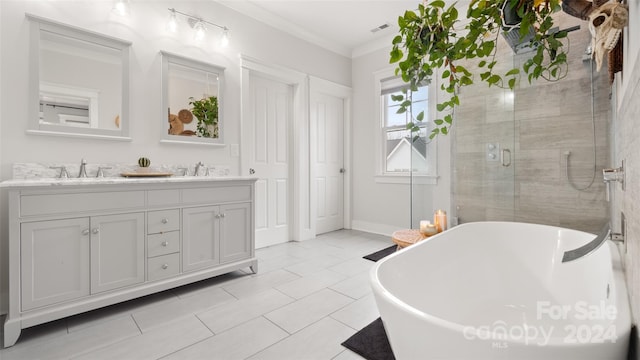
[363,245,396,262]
[341,317,395,360]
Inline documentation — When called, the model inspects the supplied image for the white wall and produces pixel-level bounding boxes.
[351,47,451,235]
[0,0,350,315]
[0,0,350,176]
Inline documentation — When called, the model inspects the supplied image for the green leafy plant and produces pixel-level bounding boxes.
[189,96,219,138]
[391,0,568,138]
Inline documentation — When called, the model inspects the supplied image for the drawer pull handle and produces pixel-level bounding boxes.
[82,229,90,236]
[162,264,169,270]
[92,228,100,234]
[161,241,169,247]
[161,218,169,224]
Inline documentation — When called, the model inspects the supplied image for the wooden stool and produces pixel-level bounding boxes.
[391,229,427,249]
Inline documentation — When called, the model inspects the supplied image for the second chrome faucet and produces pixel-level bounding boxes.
[78,158,88,178]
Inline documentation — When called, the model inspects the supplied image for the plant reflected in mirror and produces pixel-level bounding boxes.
[189,96,218,138]
[161,51,224,145]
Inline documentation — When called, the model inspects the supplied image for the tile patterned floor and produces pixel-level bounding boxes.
[0,230,391,360]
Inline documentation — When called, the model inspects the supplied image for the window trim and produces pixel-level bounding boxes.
[373,68,438,184]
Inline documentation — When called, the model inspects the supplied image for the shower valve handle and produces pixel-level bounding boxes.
[501,149,511,167]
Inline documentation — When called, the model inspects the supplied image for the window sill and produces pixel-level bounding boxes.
[375,174,438,185]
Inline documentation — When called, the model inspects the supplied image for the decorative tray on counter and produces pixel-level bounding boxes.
[120,172,174,178]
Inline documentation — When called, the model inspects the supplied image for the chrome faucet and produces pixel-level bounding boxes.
[50,166,70,179]
[78,158,88,178]
[562,222,624,263]
[194,161,204,176]
[96,166,112,178]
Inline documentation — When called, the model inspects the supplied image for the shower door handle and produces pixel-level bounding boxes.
[501,149,512,167]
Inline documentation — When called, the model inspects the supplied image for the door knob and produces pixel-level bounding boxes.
[339,168,346,173]
[249,168,255,175]
[92,228,100,234]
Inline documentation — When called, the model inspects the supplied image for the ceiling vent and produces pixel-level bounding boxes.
[370,23,390,33]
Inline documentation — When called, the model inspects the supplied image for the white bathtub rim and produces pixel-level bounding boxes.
[370,222,632,347]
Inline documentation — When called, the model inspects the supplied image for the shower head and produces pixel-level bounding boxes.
[501,26,536,53]
[501,25,581,54]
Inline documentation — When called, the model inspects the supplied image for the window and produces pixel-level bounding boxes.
[380,77,431,176]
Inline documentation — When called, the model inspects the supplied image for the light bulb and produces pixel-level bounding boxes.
[194,21,206,42]
[167,9,178,33]
[220,29,230,47]
[112,0,130,16]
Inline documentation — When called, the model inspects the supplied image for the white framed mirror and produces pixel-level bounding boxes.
[27,14,131,141]
[161,51,225,146]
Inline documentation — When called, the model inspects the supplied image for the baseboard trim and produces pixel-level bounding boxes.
[351,220,403,237]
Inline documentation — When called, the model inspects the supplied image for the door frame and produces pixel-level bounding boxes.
[309,76,352,236]
[240,55,308,243]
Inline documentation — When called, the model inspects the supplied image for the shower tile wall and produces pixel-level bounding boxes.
[453,13,610,233]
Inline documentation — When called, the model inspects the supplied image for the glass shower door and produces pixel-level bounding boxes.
[452,45,517,224]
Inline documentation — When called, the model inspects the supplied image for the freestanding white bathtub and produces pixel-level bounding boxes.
[371,222,631,360]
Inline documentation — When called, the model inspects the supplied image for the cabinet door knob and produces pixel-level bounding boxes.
[92,228,100,234]
[161,218,169,224]
[220,213,226,218]
[215,214,220,219]
[82,229,90,236]
[162,264,169,270]
[161,241,169,247]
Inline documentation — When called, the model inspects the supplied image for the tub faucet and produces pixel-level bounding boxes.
[78,159,88,178]
[562,222,624,263]
[603,160,625,201]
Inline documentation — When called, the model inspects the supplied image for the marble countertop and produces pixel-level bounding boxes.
[0,175,258,188]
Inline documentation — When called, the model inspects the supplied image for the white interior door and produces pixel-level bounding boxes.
[246,73,292,248]
[312,93,344,234]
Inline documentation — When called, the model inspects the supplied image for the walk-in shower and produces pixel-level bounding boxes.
[451,12,610,234]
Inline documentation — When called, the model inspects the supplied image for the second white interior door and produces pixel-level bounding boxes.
[312,92,344,235]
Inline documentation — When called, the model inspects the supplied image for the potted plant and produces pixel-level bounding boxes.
[390,0,568,138]
[189,96,219,138]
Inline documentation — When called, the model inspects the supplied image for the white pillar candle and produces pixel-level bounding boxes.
[434,210,447,233]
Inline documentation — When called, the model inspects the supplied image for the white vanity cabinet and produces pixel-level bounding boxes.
[20,212,145,311]
[20,218,91,311]
[219,202,252,264]
[2,178,257,348]
[90,213,145,293]
[182,202,252,272]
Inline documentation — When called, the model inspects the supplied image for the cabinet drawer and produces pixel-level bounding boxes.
[21,191,145,217]
[148,190,180,207]
[147,253,180,282]
[147,231,180,258]
[182,186,251,204]
[147,209,179,234]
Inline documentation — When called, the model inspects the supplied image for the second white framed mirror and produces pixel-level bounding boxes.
[160,51,225,146]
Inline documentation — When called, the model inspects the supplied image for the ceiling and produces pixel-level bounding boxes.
[217,0,428,58]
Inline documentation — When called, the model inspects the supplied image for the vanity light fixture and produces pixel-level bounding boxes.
[166,8,178,33]
[220,28,230,47]
[167,8,230,47]
[112,0,130,16]
[192,20,206,42]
